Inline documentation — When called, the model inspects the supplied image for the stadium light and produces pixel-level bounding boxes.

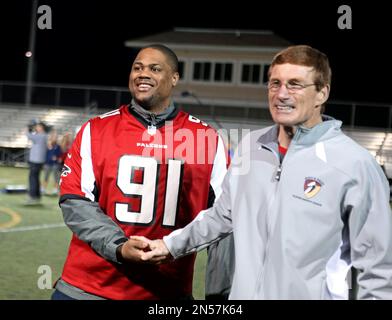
[25,0,39,107]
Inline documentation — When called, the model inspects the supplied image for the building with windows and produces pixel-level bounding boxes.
[124,28,291,120]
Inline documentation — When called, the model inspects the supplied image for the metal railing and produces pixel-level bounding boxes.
[0,147,28,165]
[0,80,131,109]
[1,80,392,131]
[1,80,392,171]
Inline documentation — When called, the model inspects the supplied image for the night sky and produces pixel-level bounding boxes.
[0,0,390,104]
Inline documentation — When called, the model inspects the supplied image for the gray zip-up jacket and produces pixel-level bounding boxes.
[164,117,392,299]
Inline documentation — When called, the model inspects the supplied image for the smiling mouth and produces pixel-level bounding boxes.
[136,82,154,92]
[276,104,295,113]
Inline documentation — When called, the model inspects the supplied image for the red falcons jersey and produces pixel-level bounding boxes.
[59,105,228,299]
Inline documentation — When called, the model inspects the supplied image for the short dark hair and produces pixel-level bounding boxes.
[140,44,179,73]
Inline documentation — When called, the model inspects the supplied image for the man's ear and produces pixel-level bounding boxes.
[172,72,179,87]
[316,85,330,107]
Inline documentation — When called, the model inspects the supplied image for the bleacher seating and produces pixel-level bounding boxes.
[0,104,105,148]
[1,104,392,178]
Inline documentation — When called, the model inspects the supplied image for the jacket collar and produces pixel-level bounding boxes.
[128,99,178,128]
[257,115,342,147]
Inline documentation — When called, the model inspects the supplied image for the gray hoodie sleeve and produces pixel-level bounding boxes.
[347,156,392,299]
[60,198,128,263]
[164,168,233,258]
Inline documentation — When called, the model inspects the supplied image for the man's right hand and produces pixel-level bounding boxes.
[130,236,172,264]
[117,237,159,264]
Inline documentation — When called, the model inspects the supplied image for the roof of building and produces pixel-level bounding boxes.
[124,28,292,52]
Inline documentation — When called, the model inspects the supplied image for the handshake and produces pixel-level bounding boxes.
[119,236,172,265]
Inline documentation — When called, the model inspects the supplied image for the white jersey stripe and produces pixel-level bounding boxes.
[80,122,96,201]
[210,135,227,200]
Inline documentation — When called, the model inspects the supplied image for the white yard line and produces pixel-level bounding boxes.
[0,222,66,233]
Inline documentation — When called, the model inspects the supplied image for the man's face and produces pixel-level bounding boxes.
[35,124,45,133]
[129,48,179,111]
[268,63,329,128]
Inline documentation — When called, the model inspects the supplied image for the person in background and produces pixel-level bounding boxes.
[42,131,62,195]
[58,132,73,172]
[26,121,48,204]
[205,234,234,300]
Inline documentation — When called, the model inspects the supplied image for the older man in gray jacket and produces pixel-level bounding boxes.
[138,45,392,300]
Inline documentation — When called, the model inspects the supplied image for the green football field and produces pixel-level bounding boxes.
[0,166,207,300]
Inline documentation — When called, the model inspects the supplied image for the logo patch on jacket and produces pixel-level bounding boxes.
[304,177,323,198]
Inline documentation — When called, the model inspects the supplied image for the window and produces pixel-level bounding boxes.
[263,64,270,84]
[193,62,211,81]
[178,61,185,79]
[192,61,233,83]
[241,64,261,84]
[214,63,233,82]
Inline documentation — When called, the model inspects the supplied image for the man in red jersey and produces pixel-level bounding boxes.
[51,44,229,300]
